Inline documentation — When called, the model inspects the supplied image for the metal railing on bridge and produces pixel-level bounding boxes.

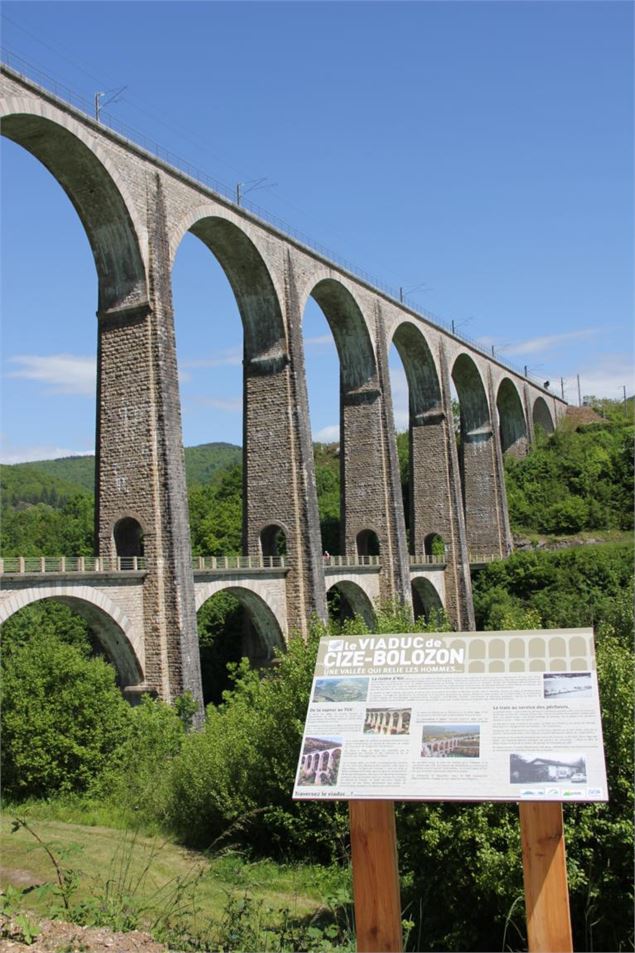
[0,556,147,574]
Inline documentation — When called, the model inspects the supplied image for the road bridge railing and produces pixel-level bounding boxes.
[468,553,501,567]
[0,556,147,574]
[192,554,288,571]
[408,554,448,568]
[323,555,381,569]
[0,552,502,576]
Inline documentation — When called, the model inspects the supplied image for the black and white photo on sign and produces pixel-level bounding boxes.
[509,752,587,784]
[543,672,593,699]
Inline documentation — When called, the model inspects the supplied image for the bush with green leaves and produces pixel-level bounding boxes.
[1,632,131,799]
[472,543,634,640]
[167,623,350,860]
[167,606,450,860]
[504,406,633,535]
[92,695,188,827]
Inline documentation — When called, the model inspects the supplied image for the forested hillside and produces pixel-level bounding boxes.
[0,443,241,556]
[505,402,633,536]
[1,442,242,503]
[2,398,631,555]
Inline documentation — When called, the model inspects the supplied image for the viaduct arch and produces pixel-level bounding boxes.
[0,97,147,312]
[497,378,528,457]
[0,587,143,689]
[533,395,555,434]
[1,62,568,711]
[194,581,286,664]
[326,580,376,630]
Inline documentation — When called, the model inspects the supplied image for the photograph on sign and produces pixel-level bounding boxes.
[292,628,608,802]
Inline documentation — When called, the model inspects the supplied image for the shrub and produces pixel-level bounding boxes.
[93,695,187,827]
[472,543,634,640]
[167,625,350,861]
[504,409,633,535]
[1,633,131,799]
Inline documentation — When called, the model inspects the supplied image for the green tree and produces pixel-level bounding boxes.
[1,494,94,556]
[1,632,131,799]
[504,408,634,536]
[94,695,187,826]
[166,607,450,859]
[1,601,92,659]
[188,465,242,555]
[197,592,245,705]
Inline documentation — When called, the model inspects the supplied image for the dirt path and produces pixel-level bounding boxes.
[0,916,170,952]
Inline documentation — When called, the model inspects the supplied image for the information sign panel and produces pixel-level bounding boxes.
[293,628,608,802]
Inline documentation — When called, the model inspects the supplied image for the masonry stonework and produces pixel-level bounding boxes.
[1,63,568,704]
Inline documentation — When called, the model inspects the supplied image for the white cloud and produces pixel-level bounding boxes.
[474,335,496,350]
[0,442,93,465]
[562,356,635,402]
[7,355,96,395]
[182,348,242,368]
[314,424,340,443]
[496,328,600,358]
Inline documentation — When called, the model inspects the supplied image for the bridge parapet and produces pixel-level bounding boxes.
[323,555,380,571]
[409,555,447,569]
[0,551,499,577]
[468,554,500,568]
[192,554,287,572]
[0,556,146,574]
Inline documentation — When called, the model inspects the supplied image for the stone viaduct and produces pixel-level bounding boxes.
[0,62,567,712]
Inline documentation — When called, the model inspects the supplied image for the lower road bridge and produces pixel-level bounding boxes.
[0,554,456,700]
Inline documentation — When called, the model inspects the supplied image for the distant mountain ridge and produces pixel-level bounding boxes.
[1,442,242,510]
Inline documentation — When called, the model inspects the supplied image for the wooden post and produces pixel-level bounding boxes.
[349,800,403,953]
[519,802,573,953]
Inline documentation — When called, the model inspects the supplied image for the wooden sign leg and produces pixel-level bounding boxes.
[349,800,403,953]
[519,802,573,953]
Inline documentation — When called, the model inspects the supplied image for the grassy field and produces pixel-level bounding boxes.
[0,806,352,949]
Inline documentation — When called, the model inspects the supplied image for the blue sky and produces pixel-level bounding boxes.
[1,1,633,463]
